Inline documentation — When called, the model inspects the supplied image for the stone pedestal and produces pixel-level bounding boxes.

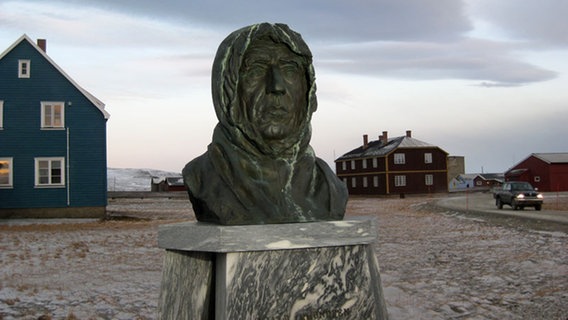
[158,217,389,319]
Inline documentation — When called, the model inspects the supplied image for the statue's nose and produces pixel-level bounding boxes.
[267,65,286,95]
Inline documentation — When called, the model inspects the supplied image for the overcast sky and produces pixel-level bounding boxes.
[1,0,567,174]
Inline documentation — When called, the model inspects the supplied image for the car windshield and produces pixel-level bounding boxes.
[511,182,534,191]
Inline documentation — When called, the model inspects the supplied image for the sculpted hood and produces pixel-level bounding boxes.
[211,22,317,157]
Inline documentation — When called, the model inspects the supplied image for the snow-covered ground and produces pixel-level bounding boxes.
[107,168,181,192]
[1,171,567,319]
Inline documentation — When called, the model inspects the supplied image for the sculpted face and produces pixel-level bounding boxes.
[238,39,308,143]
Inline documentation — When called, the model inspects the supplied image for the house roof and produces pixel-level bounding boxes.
[0,34,110,119]
[455,173,504,181]
[152,176,184,186]
[532,153,568,164]
[476,173,504,181]
[336,135,445,161]
[506,152,568,173]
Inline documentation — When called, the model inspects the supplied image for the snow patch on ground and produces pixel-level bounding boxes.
[107,168,181,191]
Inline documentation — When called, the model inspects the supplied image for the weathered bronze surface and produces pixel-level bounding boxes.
[183,23,347,225]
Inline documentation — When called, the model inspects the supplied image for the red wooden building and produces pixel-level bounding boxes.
[335,130,448,195]
[505,153,568,192]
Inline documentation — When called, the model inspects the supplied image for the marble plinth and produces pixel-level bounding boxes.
[158,218,388,320]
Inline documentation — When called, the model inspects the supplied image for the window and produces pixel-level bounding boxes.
[394,153,405,164]
[372,157,378,168]
[394,175,406,187]
[41,102,65,128]
[0,158,13,188]
[424,153,432,164]
[18,60,30,78]
[342,161,347,171]
[373,176,379,187]
[425,174,433,186]
[362,159,367,169]
[0,100,3,129]
[35,157,65,187]
[351,177,356,188]
[351,160,356,170]
[363,177,368,188]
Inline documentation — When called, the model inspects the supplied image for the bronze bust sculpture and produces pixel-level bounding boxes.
[183,23,348,225]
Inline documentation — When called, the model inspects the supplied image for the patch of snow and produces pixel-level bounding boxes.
[107,168,181,192]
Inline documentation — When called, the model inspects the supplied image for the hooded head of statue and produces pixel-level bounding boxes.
[212,22,317,157]
[183,23,347,225]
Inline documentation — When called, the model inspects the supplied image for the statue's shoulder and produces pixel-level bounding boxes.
[314,157,335,175]
[182,151,212,185]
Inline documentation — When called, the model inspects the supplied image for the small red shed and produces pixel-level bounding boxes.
[505,153,568,192]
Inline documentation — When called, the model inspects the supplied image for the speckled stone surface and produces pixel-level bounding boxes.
[158,217,388,319]
[217,244,387,319]
[159,251,213,319]
[158,218,377,252]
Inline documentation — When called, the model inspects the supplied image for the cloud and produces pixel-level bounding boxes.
[476,82,521,88]
[467,0,568,47]
[23,0,472,42]
[315,38,557,85]
[1,0,558,86]
[0,1,219,49]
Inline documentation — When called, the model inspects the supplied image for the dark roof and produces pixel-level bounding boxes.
[507,168,528,176]
[477,173,504,181]
[532,153,568,164]
[336,135,444,161]
[152,176,184,186]
[506,152,568,173]
[454,173,504,181]
[165,177,184,186]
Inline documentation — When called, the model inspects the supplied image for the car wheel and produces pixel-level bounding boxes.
[535,204,542,211]
[496,198,503,209]
[512,200,519,210]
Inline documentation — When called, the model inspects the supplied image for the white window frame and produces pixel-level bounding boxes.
[424,153,432,164]
[18,59,30,78]
[372,157,378,168]
[363,176,368,188]
[34,157,65,187]
[342,161,347,171]
[373,176,379,187]
[394,153,405,164]
[362,159,367,169]
[425,174,434,186]
[0,157,13,188]
[41,102,65,129]
[394,175,406,187]
[0,100,3,129]
[351,177,356,188]
[351,160,356,170]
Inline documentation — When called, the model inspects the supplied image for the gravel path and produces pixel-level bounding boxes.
[1,195,566,319]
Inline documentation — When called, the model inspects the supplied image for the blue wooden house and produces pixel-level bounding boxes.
[0,35,110,218]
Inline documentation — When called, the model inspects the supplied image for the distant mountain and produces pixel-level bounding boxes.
[107,168,181,191]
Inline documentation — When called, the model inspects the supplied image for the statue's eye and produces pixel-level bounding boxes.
[280,61,300,77]
[244,63,268,78]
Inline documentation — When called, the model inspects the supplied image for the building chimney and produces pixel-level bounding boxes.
[382,131,388,143]
[363,134,369,149]
[37,39,47,53]
[406,130,412,138]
